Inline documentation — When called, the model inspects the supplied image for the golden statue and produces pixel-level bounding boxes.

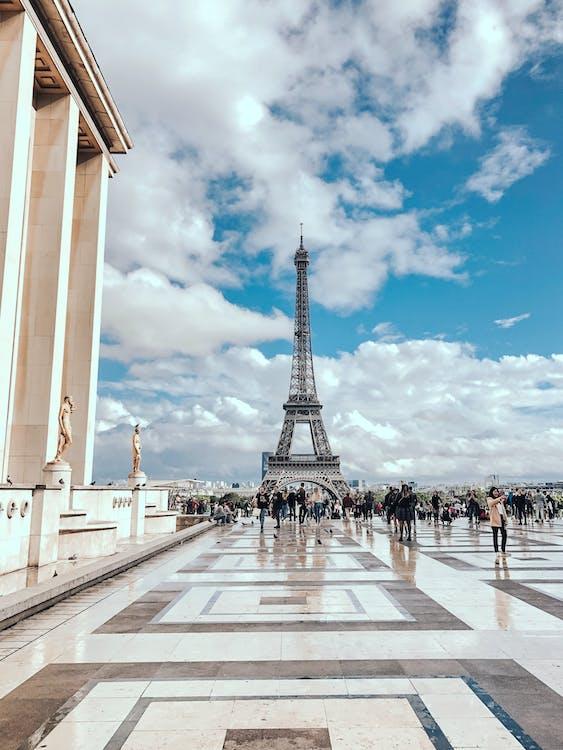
[132,424,142,473]
[54,395,75,462]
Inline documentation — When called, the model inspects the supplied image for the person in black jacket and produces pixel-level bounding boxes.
[256,492,270,533]
[384,487,398,531]
[287,489,297,521]
[364,490,374,521]
[514,490,527,525]
[272,490,284,529]
[297,483,307,524]
[396,484,414,542]
[431,492,441,526]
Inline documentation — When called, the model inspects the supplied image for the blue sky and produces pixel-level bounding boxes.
[75,1,563,483]
[220,58,563,364]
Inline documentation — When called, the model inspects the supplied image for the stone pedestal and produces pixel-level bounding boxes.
[43,460,71,512]
[130,487,146,538]
[128,470,146,489]
[28,486,60,567]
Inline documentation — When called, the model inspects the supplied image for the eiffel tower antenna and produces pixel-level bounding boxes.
[261,228,350,499]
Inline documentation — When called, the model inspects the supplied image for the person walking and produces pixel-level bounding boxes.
[312,486,324,524]
[487,487,509,565]
[467,490,477,524]
[396,484,413,542]
[287,489,297,521]
[305,491,314,525]
[525,491,534,521]
[297,483,307,524]
[546,493,555,521]
[342,492,353,519]
[256,492,270,533]
[388,487,399,532]
[469,491,481,525]
[431,491,441,526]
[272,490,284,529]
[364,491,374,521]
[514,490,527,525]
[383,487,394,525]
[534,488,546,523]
[281,490,289,522]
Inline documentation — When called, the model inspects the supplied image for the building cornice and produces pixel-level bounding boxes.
[17,0,132,170]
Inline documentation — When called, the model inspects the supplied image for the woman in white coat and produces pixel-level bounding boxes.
[487,487,509,565]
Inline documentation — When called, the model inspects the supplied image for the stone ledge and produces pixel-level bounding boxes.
[0,521,218,631]
[59,523,117,533]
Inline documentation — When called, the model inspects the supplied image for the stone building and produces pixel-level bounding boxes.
[0,3,179,580]
[0,0,131,486]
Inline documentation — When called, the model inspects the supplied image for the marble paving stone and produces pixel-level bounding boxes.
[229,698,328,729]
[96,577,466,633]
[324,696,421,727]
[1,519,563,750]
[223,728,331,750]
[525,581,563,602]
[329,726,434,750]
[62,695,139,722]
[88,681,150,698]
[122,729,226,750]
[31,720,122,750]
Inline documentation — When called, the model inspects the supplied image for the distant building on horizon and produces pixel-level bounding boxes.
[485,474,500,487]
[349,479,366,490]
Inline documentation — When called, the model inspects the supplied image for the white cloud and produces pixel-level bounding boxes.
[394,1,557,150]
[466,127,550,202]
[372,322,403,343]
[94,339,563,483]
[101,265,292,360]
[96,397,137,433]
[494,312,531,329]
[72,0,562,312]
[309,213,466,311]
[64,3,563,484]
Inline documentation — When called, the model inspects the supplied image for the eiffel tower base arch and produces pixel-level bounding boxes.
[261,456,350,501]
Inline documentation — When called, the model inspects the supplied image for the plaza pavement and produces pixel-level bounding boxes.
[1,514,562,749]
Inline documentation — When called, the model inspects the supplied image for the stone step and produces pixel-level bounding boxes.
[144,510,177,534]
[59,510,88,530]
[58,521,118,559]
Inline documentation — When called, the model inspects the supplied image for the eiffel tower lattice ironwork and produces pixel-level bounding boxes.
[261,230,350,500]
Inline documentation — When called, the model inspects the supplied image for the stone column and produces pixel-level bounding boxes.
[9,92,79,483]
[62,152,109,484]
[0,11,37,481]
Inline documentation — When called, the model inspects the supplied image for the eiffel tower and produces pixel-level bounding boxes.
[261,230,350,500]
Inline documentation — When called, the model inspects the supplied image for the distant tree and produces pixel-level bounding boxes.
[221,492,244,506]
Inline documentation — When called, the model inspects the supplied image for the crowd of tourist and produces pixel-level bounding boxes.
[173,483,562,565]
[173,486,561,524]
[168,495,210,515]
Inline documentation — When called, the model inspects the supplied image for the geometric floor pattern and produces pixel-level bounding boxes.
[1,517,563,749]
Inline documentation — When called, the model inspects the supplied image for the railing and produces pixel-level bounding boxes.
[269,455,340,464]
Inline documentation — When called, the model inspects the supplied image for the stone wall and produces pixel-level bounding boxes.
[0,484,178,577]
[71,487,134,538]
[0,487,34,574]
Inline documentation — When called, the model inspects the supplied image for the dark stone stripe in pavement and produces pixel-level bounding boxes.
[3,659,562,750]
